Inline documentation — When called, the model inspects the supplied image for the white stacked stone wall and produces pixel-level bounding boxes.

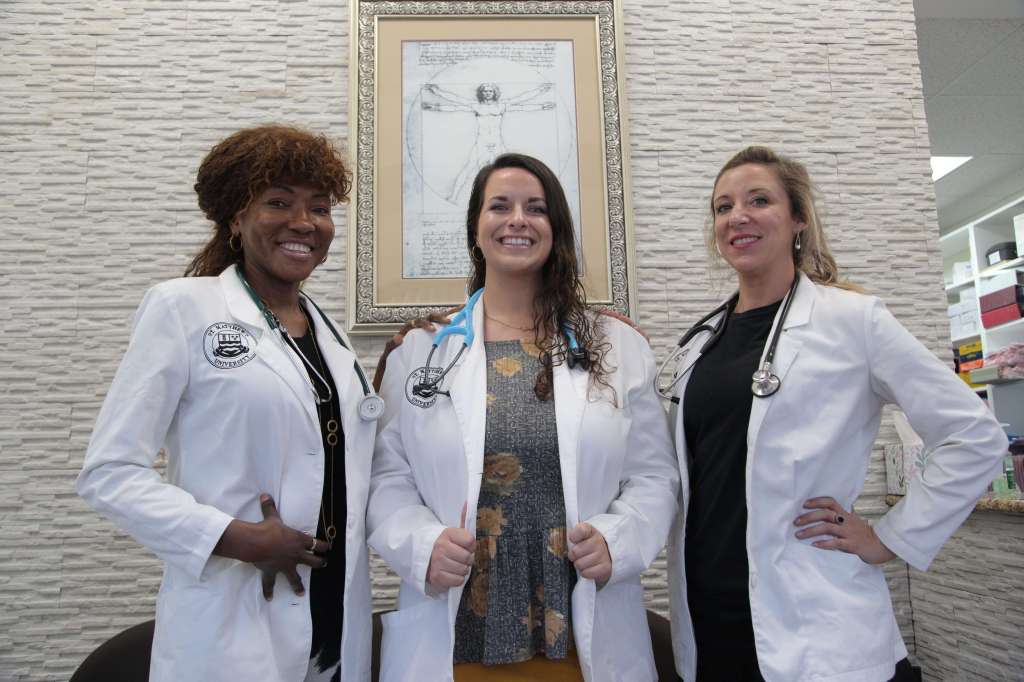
[1,0,971,679]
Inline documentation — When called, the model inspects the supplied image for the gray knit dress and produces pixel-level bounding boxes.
[453,339,577,665]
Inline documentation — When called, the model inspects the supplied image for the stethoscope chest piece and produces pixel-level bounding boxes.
[751,365,781,398]
[358,394,385,421]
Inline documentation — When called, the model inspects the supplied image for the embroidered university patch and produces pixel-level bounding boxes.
[405,366,443,408]
[203,323,257,369]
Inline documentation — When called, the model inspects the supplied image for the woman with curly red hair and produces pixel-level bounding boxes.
[78,125,377,682]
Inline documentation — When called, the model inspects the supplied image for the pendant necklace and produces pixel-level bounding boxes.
[296,307,340,543]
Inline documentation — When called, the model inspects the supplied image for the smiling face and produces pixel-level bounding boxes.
[712,163,806,282]
[231,180,334,295]
[474,167,553,284]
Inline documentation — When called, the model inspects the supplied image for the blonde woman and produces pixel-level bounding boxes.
[663,146,1006,681]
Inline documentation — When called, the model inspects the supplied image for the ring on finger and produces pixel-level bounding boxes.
[835,514,845,525]
[309,537,318,552]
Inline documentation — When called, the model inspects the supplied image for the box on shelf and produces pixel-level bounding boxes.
[959,371,984,389]
[952,260,973,283]
[969,366,1001,384]
[979,284,1024,313]
[951,323,979,340]
[1015,213,1024,259]
[979,269,1024,296]
[958,340,983,355]
[981,302,1023,328]
[985,241,1018,267]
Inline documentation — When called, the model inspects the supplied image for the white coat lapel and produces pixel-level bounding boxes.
[443,296,487,631]
[552,356,588,529]
[304,296,373,464]
[553,351,591,676]
[448,295,487,536]
[669,303,729,480]
[746,273,814,449]
[220,266,319,428]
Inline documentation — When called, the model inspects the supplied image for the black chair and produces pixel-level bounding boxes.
[646,609,677,681]
[71,609,676,681]
[70,620,154,682]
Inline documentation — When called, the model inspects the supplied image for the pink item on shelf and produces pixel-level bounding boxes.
[985,343,1024,379]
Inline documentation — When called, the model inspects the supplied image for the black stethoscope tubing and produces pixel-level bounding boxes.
[656,275,799,402]
[236,268,384,421]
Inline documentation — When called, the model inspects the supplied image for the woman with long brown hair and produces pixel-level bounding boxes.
[78,125,378,682]
[367,153,678,681]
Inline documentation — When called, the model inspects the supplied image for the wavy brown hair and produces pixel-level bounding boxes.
[466,153,610,400]
[707,145,861,291]
[185,125,352,277]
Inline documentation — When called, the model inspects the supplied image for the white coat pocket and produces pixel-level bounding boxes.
[379,600,451,682]
[591,581,657,682]
[578,401,631,494]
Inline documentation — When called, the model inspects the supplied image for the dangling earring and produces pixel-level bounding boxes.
[794,232,802,251]
[228,233,242,253]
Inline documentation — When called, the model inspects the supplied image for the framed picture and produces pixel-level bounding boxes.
[347,0,635,333]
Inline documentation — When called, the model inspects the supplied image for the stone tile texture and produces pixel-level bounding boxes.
[1,0,1007,680]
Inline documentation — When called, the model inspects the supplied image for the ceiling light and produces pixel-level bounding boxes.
[930,156,972,181]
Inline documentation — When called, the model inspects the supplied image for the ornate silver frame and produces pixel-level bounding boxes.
[347,0,636,333]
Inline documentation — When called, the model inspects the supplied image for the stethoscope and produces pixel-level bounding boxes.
[236,269,384,421]
[655,275,800,403]
[412,288,590,401]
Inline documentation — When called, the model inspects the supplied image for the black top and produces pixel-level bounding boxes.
[682,300,780,679]
[292,326,347,678]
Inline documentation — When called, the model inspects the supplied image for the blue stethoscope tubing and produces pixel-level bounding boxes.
[236,268,384,421]
[413,288,587,401]
[655,275,799,403]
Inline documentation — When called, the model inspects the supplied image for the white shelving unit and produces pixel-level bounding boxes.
[939,193,1024,434]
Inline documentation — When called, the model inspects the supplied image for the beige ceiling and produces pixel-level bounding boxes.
[915,0,1024,232]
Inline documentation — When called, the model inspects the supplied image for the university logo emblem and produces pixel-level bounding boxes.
[203,323,257,369]
[405,366,443,409]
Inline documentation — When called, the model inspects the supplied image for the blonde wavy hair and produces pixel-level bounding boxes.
[705,145,861,291]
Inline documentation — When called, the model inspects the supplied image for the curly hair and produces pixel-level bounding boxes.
[185,125,352,277]
[706,145,861,292]
[466,153,610,400]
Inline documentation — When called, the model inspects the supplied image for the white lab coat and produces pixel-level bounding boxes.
[367,299,679,682]
[667,273,1007,681]
[77,265,375,682]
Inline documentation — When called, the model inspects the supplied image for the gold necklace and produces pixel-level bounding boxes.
[484,310,534,332]
[300,307,340,543]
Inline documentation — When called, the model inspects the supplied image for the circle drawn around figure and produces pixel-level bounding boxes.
[203,323,258,369]
[408,57,576,208]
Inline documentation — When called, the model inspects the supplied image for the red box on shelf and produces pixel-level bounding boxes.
[981,302,1023,328]
[979,285,1023,313]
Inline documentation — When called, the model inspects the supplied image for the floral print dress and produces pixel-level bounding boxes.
[453,340,577,665]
